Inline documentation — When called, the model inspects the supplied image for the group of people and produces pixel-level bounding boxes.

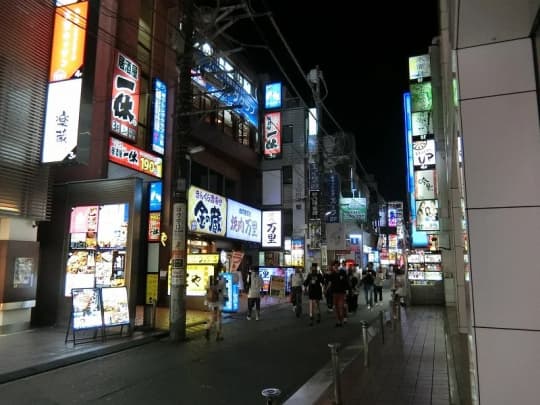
[288,260,386,327]
[202,260,387,340]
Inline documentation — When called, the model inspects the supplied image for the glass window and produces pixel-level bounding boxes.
[282,166,293,184]
[223,110,233,136]
[282,125,293,143]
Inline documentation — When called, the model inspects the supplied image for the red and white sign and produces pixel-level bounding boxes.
[263,112,281,158]
[111,51,140,141]
[109,137,162,178]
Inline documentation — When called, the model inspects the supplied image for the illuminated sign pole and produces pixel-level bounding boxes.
[169,0,194,342]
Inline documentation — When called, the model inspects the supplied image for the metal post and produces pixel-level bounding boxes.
[361,321,369,367]
[170,0,195,342]
[328,343,342,405]
[379,310,385,344]
[261,388,281,404]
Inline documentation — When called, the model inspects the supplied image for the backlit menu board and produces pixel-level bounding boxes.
[101,287,130,326]
[65,204,129,296]
[72,288,102,330]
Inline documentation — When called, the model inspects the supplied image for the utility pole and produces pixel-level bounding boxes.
[170,0,195,342]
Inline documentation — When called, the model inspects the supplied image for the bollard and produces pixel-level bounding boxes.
[261,388,281,404]
[379,310,385,344]
[328,343,342,405]
[360,321,369,367]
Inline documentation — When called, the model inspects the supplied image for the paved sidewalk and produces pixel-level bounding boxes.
[285,306,454,405]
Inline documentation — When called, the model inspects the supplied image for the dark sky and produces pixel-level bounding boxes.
[229,1,440,202]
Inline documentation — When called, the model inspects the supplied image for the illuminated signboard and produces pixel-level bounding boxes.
[413,139,436,168]
[416,200,439,231]
[148,212,160,242]
[187,254,220,264]
[42,78,83,163]
[262,210,282,248]
[49,1,88,82]
[409,54,431,81]
[191,60,258,128]
[412,111,433,136]
[222,272,239,313]
[101,287,130,326]
[109,137,163,178]
[96,203,129,248]
[186,265,212,296]
[187,186,226,237]
[415,170,437,200]
[410,82,432,112]
[72,288,102,330]
[265,82,282,109]
[263,112,281,158]
[149,182,162,211]
[226,199,261,243]
[111,51,140,141]
[308,107,318,136]
[152,78,167,155]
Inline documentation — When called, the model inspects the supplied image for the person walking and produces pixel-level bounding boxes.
[246,267,263,321]
[328,260,350,327]
[346,263,359,314]
[323,265,335,312]
[362,262,376,310]
[205,274,227,341]
[304,263,324,326]
[374,267,384,305]
[290,267,304,317]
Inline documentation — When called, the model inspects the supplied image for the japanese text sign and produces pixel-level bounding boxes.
[262,210,282,248]
[187,186,226,237]
[111,51,140,141]
[109,137,162,178]
[226,199,261,243]
[263,112,281,158]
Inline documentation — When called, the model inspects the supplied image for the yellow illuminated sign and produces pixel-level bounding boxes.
[187,254,219,265]
[186,265,213,296]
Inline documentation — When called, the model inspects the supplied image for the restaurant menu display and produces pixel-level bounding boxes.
[72,288,103,330]
[101,287,130,326]
[407,250,443,281]
[65,204,129,296]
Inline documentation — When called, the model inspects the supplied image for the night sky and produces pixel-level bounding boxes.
[229,1,440,203]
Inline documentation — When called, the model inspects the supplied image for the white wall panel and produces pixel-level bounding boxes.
[468,207,540,330]
[461,92,540,208]
[476,328,540,405]
[458,38,535,100]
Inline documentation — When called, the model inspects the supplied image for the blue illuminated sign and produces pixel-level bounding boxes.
[152,78,167,155]
[222,272,239,313]
[192,57,258,128]
[265,82,282,109]
[149,182,162,212]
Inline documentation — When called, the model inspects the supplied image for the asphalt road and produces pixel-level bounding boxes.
[0,299,381,404]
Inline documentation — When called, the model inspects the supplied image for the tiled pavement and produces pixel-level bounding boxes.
[313,306,453,405]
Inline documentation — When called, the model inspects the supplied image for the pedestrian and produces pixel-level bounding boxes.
[304,263,324,326]
[374,266,384,305]
[362,262,375,310]
[290,267,304,317]
[346,263,359,314]
[246,267,263,321]
[328,260,350,327]
[205,274,227,341]
[323,265,335,312]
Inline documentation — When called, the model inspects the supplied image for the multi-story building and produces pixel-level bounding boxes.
[405,1,540,403]
[0,0,264,332]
